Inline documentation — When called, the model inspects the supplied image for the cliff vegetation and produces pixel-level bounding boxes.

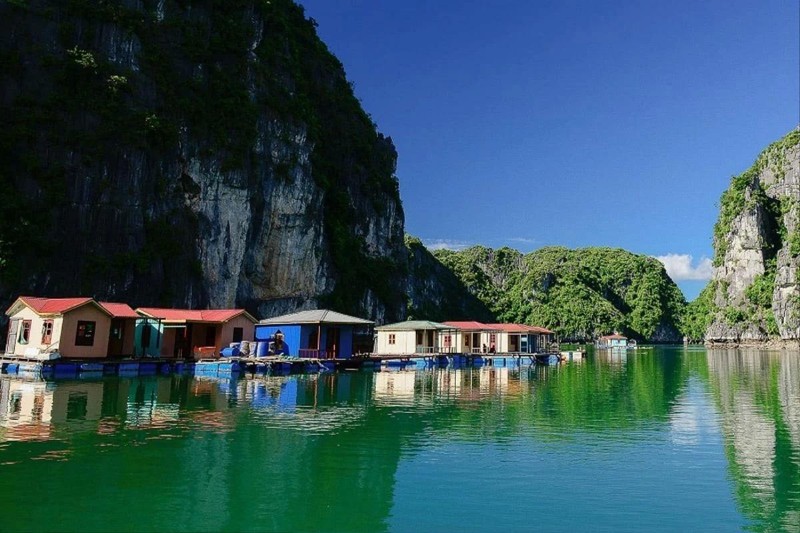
[430,245,686,342]
[0,0,406,321]
[705,129,800,342]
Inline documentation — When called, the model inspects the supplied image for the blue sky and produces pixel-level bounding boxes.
[298,0,799,299]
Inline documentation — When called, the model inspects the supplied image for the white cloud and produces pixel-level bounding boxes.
[654,254,714,281]
[422,239,473,251]
[505,237,537,245]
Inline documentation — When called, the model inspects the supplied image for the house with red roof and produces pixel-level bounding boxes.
[442,321,501,353]
[485,323,555,353]
[4,296,137,359]
[135,308,257,359]
[98,302,140,357]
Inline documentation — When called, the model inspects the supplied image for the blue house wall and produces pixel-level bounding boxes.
[254,323,357,358]
[254,325,301,356]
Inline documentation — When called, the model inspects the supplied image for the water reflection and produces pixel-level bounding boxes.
[0,350,798,532]
[706,349,800,531]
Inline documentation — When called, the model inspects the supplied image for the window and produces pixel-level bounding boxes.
[232,327,243,343]
[489,333,497,343]
[204,326,217,346]
[75,321,96,346]
[18,320,31,345]
[444,334,451,348]
[465,335,470,347]
[388,334,396,345]
[41,320,53,344]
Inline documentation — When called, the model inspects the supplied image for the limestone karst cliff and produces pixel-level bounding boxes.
[0,0,406,322]
[703,130,800,342]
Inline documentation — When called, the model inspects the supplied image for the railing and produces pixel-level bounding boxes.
[299,349,337,360]
[193,346,217,359]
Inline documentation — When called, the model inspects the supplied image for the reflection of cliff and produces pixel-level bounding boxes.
[0,358,697,531]
[707,349,800,530]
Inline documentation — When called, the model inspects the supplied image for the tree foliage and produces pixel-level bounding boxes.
[432,245,687,342]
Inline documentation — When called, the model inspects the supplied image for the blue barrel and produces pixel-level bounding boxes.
[256,341,268,357]
[220,347,236,357]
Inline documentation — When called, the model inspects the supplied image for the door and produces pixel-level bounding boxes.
[5,319,18,354]
[108,319,125,357]
[174,325,193,358]
[325,327,340,359]
[510,335,519,352]
[204,325,217,347]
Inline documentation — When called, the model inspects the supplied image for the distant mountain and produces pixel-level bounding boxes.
[404,236,494,323]
[416,244,686,342]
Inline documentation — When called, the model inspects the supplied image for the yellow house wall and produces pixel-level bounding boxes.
[5,307,61,357]
[376,330,417,355]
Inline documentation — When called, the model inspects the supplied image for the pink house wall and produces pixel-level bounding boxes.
[59,306,112,358]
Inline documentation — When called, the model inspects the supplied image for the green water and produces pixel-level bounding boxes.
[0,347,799,532]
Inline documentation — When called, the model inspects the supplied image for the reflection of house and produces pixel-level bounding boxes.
[135,308,257,359]
[442,321,500,353]
[4,296,124,359]
[0,377,104,441]
[374,371,417,401]
[256,309,374,359]
[374,320,459,355]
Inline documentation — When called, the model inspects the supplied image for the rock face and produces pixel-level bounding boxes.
[706,130,800,342]
[404,237,494,323]
[0,0,406,323]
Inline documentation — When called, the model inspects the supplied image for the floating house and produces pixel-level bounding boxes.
[485,323,554,353]
[441,321,501,353]
[3,296,125,359]
[256,309,374,359]
[135,308,257,359]
[596,334,633,349]
[374,320,459,355]
[98,302,139,357]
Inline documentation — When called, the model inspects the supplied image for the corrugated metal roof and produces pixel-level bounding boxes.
[442,321,500,331]
[137,308,255,323]
[599,334,627,340]
[259,309,373,325]
[11,296,99,316]
[375,320,455,331]
[99,302,139,319]
[486,323,540,333]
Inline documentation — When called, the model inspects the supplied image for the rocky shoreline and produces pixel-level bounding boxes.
[705,339,800,349]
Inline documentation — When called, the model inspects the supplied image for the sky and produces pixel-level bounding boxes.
[298,0,800,299]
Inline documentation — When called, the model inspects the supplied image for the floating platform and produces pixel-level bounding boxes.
[0,350,568,380]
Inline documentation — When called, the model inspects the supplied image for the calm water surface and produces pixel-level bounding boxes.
[1,347,799,532]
